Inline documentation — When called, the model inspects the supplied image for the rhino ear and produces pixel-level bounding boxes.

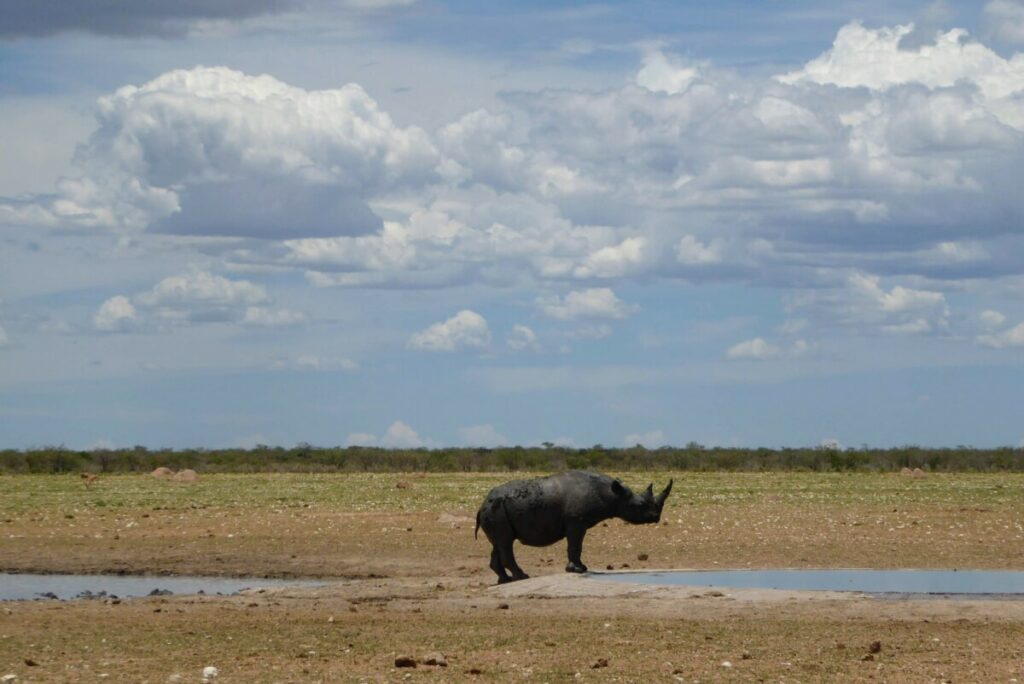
[644,483,654,498]
[611,479,627,497]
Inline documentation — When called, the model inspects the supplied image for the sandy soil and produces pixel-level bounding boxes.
[2,472,1024,682]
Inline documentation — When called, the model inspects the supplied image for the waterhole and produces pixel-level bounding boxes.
[0,573,321,601]
[593,569,1024,598]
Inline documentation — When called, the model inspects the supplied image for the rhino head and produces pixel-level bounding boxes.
[612,478,673,524]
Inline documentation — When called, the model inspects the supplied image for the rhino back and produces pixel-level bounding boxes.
[482,471,617,545]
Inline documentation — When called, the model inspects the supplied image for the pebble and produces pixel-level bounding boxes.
[395,656,417,668]
[421,652,448,667]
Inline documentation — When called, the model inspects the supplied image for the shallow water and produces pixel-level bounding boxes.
[592,569,1024,596]
[0,573,321,601]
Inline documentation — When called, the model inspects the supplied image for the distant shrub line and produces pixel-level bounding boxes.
[2,444,1023,474]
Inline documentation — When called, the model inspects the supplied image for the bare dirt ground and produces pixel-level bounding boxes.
[2,472,1024,682]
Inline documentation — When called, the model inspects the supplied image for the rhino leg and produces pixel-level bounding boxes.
[498,540,529,581]
[564,525,588,573]
[490,546,513,584]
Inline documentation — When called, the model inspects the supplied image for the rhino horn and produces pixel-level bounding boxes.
[656,479,674,506]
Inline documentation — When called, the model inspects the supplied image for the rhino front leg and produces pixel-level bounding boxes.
[565,525,588,573]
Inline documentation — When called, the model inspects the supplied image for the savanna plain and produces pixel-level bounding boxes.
[2,471,1024,682]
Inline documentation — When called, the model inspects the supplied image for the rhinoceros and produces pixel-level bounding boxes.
[475,470,673,583]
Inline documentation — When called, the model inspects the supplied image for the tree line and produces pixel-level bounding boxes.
[1,443,1023,474]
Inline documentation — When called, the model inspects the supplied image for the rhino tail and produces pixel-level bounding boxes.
[474,508,481,539]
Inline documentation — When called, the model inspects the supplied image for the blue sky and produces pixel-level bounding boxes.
[1,0,1024,449]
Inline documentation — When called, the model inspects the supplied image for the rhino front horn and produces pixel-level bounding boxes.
[657,479,674,505]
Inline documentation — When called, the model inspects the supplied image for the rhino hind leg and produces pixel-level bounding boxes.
[489,546,513,584]
[498,539,529,581]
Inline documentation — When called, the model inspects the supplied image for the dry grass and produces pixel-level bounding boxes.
[2,472,1024,682]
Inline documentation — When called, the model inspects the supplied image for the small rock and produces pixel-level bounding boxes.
[466,668,483,675]
[741,651,752,660]
[869,641,882,654]
[592,658,609,669]
[24,660,38,667]
[148,588,173,597]
[421,652,448,667]
[672,668,684,674]
[395,656,417,668]
[720,661,732,668]
[327,616,335,623]
[202,665,218,680]
[606,564,614,570]
[637,553,649,561]
[497,603,509,610]
[1,676,15,684]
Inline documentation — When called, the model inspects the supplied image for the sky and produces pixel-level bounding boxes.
[1,0,1024,450]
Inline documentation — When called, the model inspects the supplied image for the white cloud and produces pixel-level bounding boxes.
[408,310,491,352]
[984,1,1024,44]
[623,429,667,448]
[726,337,781,360]
[980,309,1007,329]
[5,66,437,236]
[242,307,306,327]
[538,288,633,320]
[458,424,509,447]
[507,324,540,351]
[381,420,424,448]
[95,271,301,332]
[793,273,950,337]
[676,235,722,265]
[573,237,647,278]
[271,355,359,372]
[636,51,700,95]
[346,420,426,448]
[978,321,1024,348]
[778,22,1024,99]
[94,295,139,332]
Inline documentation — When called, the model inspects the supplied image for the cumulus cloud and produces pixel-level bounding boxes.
[978,321,1024,348]
[980,309,1007,329]
[726,337,781,360]
[458,424,509,447]
[538,288,633,320]
[984,0,1024,45]
[623,429,667,448]
[636,51,701,95]
[94,271,302,331]
[7,67,436,237]
[381,420,425,448]
[507,324,540,351]
[346,420,426,448]
[408,310,491,352]
[93,295,139,332]
[792,272,950,336]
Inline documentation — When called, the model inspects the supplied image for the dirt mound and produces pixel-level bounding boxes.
[151,467,174,478]
[173,469,199,483]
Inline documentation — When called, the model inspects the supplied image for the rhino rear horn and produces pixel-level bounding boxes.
[656,479,674,506]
